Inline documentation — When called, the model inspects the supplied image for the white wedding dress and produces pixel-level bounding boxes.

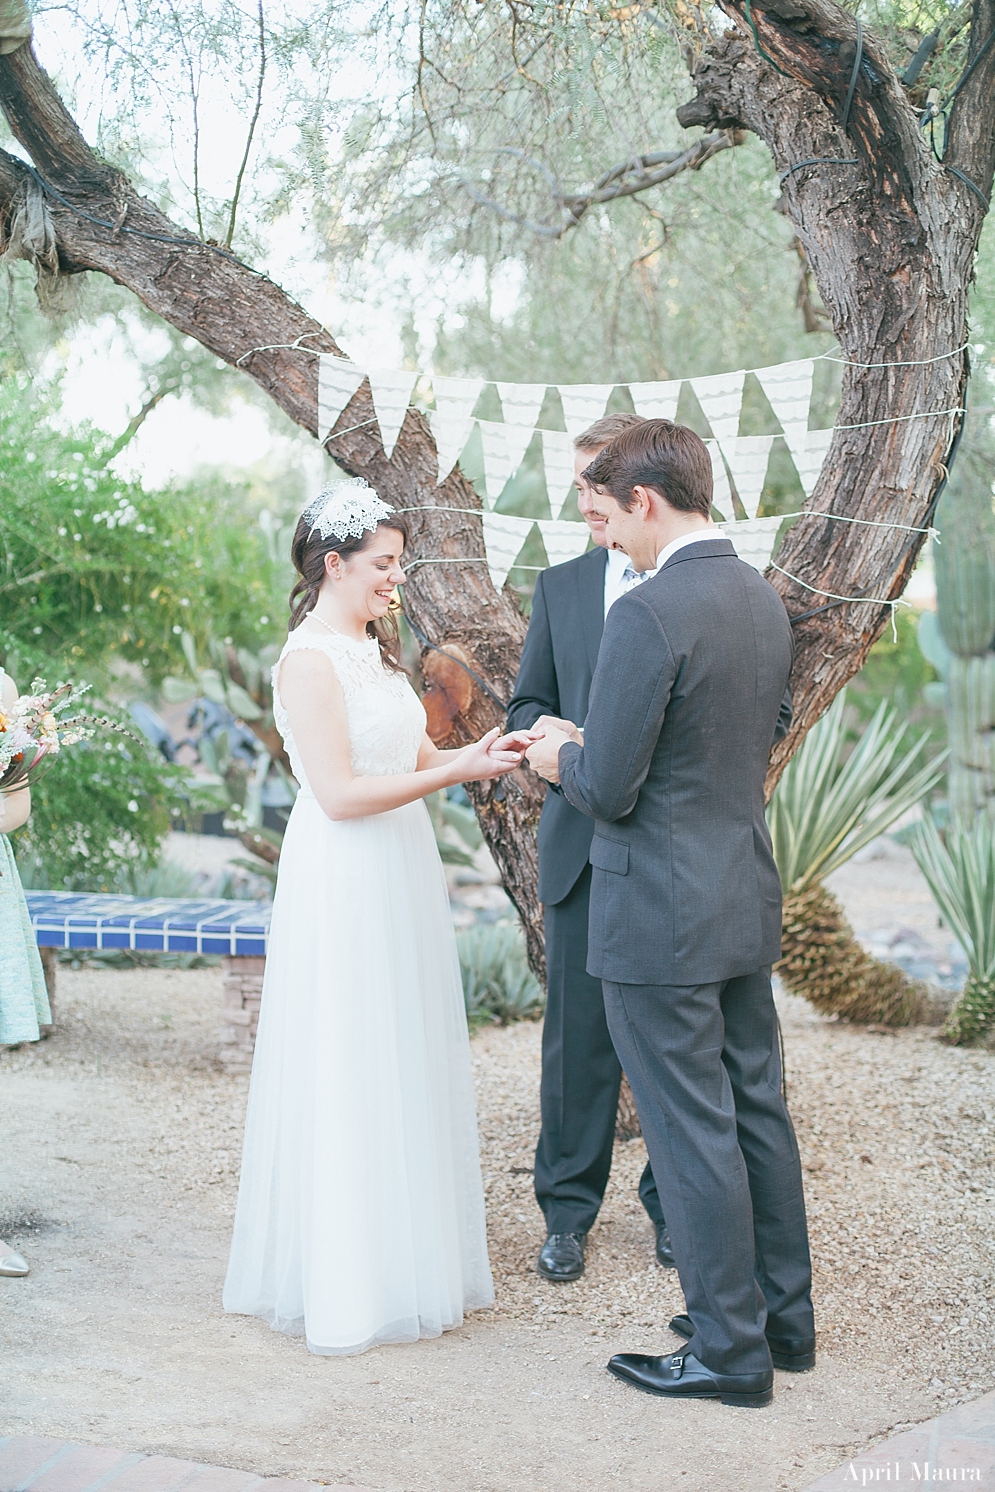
[223,626,494,1355]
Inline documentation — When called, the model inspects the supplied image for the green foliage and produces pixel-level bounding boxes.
[456,921,544,1029]
[0,375,288,691]
[907,815,995,1043]
[11,728,192,891]
[848,605,940,728]
[768,690,946,894]
[427,790,485,867]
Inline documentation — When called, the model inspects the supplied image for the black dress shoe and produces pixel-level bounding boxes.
[668,1312,816,1372]
[608,1350,773,1407]
[537,1232,586,1281]
[654,1221,676,1268]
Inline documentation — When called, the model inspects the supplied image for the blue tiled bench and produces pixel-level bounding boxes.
[26,892,271,957]
[25,893,273,1066]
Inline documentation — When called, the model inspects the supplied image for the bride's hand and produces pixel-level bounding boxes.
[451,728,535,783]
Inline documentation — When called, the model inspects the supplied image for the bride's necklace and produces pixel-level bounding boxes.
[311,612,370,645]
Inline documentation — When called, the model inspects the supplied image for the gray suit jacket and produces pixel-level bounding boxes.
[558,537,793,986]
[506,547,608,905]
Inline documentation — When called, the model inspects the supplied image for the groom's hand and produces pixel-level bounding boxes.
[533,715,583,745]
[526,724,575,785]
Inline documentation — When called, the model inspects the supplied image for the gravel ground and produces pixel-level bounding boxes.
[1,843,993,1490]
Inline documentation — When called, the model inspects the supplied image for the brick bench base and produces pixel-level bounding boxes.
[219,955,265,1069]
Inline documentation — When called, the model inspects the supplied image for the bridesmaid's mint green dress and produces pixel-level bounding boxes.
[0,667,51,1045]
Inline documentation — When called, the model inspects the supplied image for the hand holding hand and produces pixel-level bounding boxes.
[525,724,576,785]
[452,727,538,784]
[533,715,583,746]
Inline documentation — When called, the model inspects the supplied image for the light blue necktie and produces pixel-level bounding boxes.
[621,564,650,593]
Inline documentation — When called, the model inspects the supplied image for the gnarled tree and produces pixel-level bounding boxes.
[0,0,992,981]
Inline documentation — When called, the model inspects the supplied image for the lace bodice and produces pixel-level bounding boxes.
[273,627,426,795]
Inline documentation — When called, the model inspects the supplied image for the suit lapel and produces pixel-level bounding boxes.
[575,547,607,677]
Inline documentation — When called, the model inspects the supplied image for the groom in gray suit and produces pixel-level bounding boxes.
[526,419,814,1408]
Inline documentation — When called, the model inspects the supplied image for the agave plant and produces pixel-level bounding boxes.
[769,690,946,1024]
[456,920,544,1029]
[906,816,995,1044]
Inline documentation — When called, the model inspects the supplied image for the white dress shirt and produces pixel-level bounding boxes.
[603,527,723,617]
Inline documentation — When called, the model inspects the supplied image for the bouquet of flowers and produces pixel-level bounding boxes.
[0,677,133,799]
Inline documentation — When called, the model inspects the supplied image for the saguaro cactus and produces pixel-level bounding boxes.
[921,426,995,825]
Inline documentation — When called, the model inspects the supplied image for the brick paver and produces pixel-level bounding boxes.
[801,1391,995,1489]
[0,1441,378,1492]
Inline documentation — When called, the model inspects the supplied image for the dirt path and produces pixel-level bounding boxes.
[2,911,993,1491]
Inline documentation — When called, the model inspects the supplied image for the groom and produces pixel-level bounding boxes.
[526,419,814,1408]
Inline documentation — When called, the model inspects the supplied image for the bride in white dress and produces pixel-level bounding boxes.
[223,479,532,1357]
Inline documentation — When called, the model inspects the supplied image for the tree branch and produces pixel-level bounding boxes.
[456,128,744,239]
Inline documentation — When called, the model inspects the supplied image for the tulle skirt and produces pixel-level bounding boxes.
[223,794,494,1355]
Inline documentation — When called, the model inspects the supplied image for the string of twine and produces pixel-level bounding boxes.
[396,504,939,539]
[769,562,909,641]
[241,338,971,379]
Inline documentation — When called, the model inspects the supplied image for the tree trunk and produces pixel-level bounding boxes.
[677,0,994,792]
[1,0,992,974]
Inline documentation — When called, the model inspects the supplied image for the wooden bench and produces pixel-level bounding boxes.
[26,892,271,1068]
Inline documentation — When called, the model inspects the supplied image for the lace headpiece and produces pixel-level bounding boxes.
[301,478,396,543]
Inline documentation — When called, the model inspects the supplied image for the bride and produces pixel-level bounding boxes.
[223,479,532,1356]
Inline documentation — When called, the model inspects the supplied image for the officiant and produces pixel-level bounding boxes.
[506,414,672,1283]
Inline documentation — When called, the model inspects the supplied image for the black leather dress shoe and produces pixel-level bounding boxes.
[668,1312,816,1372]
[608,1350,773,1407]
[537,1232,586,1281]
[654,1222,676,1268]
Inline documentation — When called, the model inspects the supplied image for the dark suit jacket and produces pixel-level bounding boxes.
[507,546,607,906]
[558,537,793,987]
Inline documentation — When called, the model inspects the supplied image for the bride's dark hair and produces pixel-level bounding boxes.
[288,512,410,674]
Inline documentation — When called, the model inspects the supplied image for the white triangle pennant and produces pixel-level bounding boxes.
[538,519,591,569]
[720,516,784,573]
[628,380,682,422]
[318,355,366,442]
[367,367,418,459]
[496,382,547,428]
[482,512,534,592]
[788,427,834,499]
[719,435,775,519]
[754,359,814,444]
[428,409,475,486]
[540,429,577,519]
[704,440,734,521]
[690,371,745,443]
[477,418,536,508]
[558,384,614,437]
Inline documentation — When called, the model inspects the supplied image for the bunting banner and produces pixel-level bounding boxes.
[754,359,814,449]
[719,435,775,519]
[558,384,614,437]
[719,515,784,573]
[367,368,419,460]
[787,427,834,499]
[317,355,366,442]
[431,376,484,484]
[540,429,578,519]
[477,419,536,508]
[315,353,836,529]
[628,379,681,422]
[690,371,746,444]
[481,513,534,591]
[704,440,734,521]
[538,518,593,568]
[497,382,547,428]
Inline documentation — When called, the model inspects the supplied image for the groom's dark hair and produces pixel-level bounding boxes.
[582,420,712,517]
